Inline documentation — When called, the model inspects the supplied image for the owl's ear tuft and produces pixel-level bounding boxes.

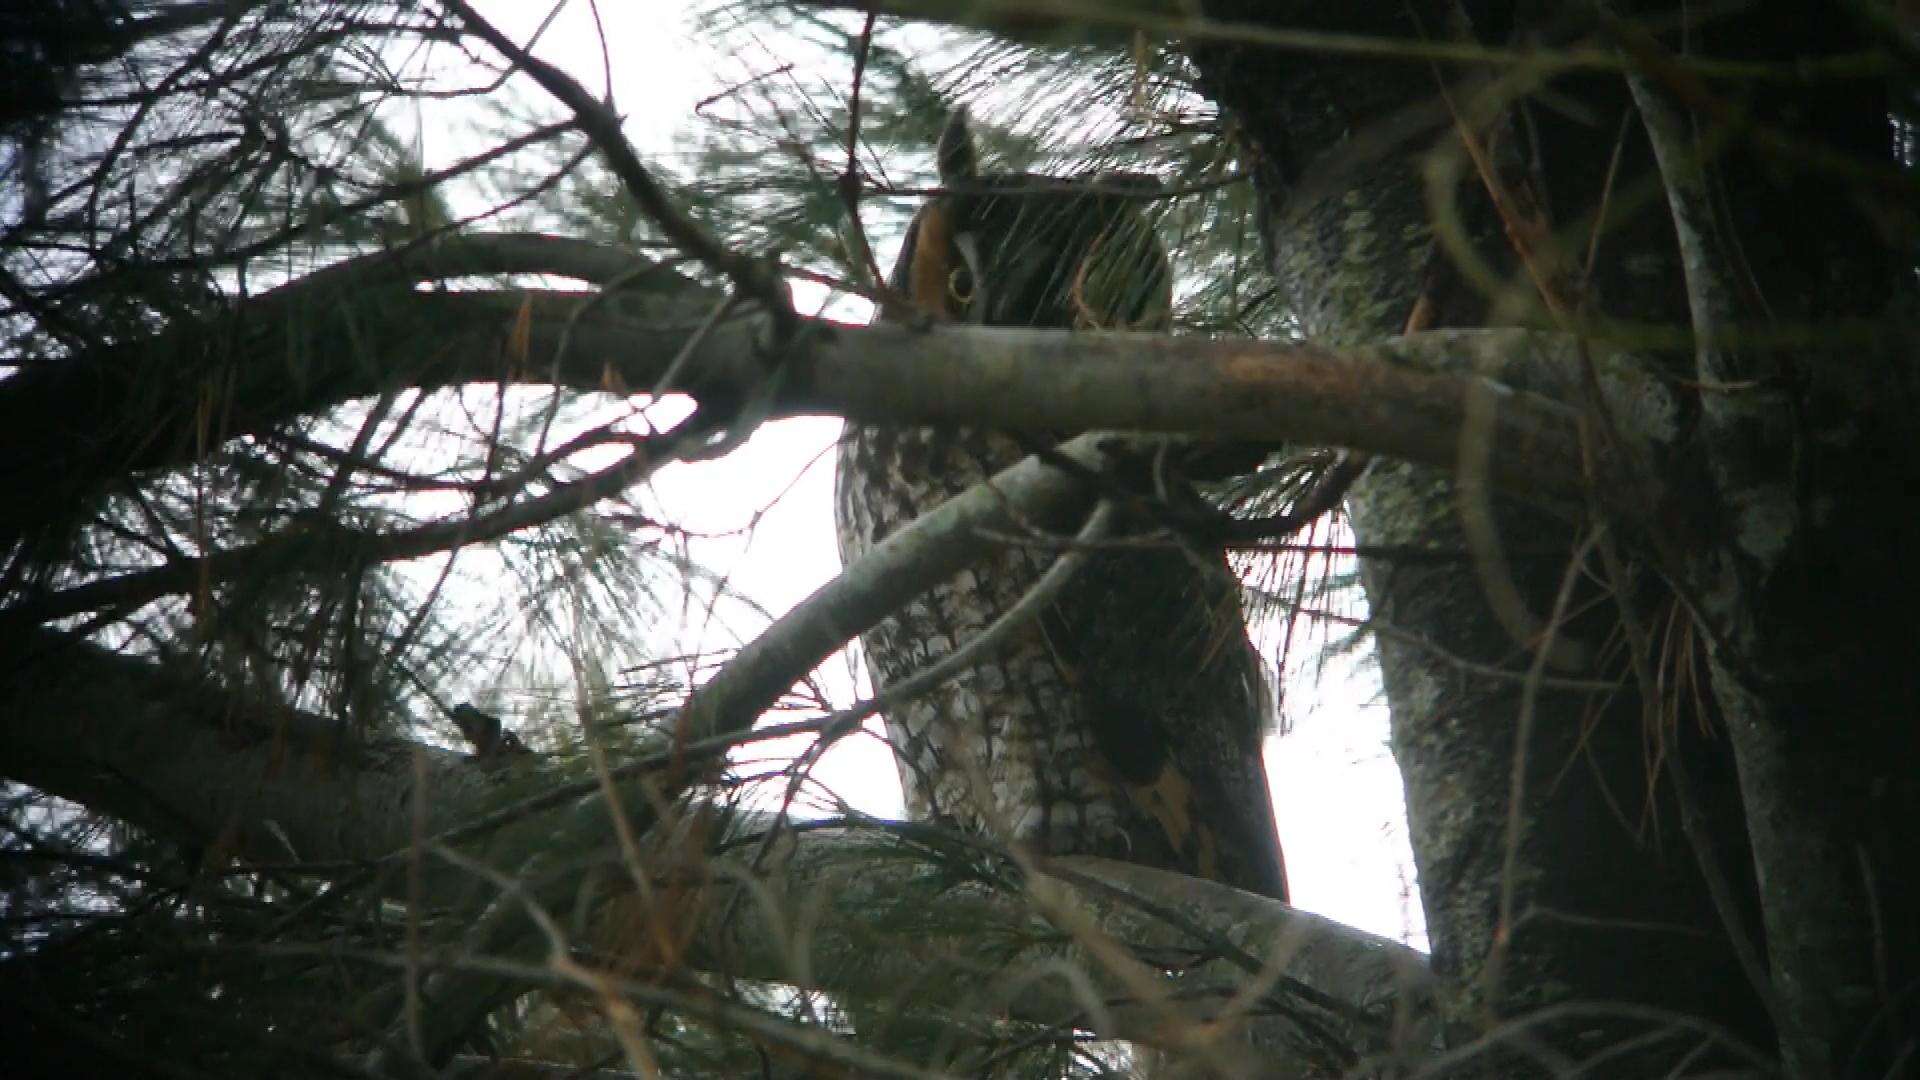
[936,107,978,187]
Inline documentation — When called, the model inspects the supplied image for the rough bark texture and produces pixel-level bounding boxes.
[1624,34,1920,1075]
[1178,1,1920,1071]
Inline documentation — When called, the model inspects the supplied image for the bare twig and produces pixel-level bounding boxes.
[2,411,729,630]
[1486,525,1605,1007]
[761,500,1121,837]
[442,0,796,339]
[836,14,887,291]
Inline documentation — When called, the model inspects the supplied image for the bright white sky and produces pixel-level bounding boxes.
[466,0,1427,949]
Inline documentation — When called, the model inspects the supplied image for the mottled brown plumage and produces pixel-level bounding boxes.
[834,111,1288,900]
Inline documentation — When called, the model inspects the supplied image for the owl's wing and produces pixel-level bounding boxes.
[1039,524,1289,900]
[834,423,1289,901]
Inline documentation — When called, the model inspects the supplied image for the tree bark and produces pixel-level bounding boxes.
[1175,0,1912,1068]
[1,627,1433,1076]
[0,240,1599,547]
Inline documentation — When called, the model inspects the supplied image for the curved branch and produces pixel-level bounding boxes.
[0,626,1436,1075]
[2,229,1619,557]
[678,433,1114,747]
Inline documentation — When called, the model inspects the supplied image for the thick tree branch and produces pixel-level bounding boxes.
[1,232,1646,557]
[785,1,1869,79]
[676,432,1113,749]
[1,627,1434,1074]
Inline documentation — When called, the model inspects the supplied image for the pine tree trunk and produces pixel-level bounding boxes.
[1187,1,1918,1072]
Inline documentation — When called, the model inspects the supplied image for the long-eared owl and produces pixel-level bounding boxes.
[834,110,1288,901]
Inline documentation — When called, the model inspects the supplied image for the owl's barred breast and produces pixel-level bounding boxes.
[833,107,1287,900]
[835,422,1289,900]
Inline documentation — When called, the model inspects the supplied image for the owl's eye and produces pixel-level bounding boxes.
[947,263,975,304]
